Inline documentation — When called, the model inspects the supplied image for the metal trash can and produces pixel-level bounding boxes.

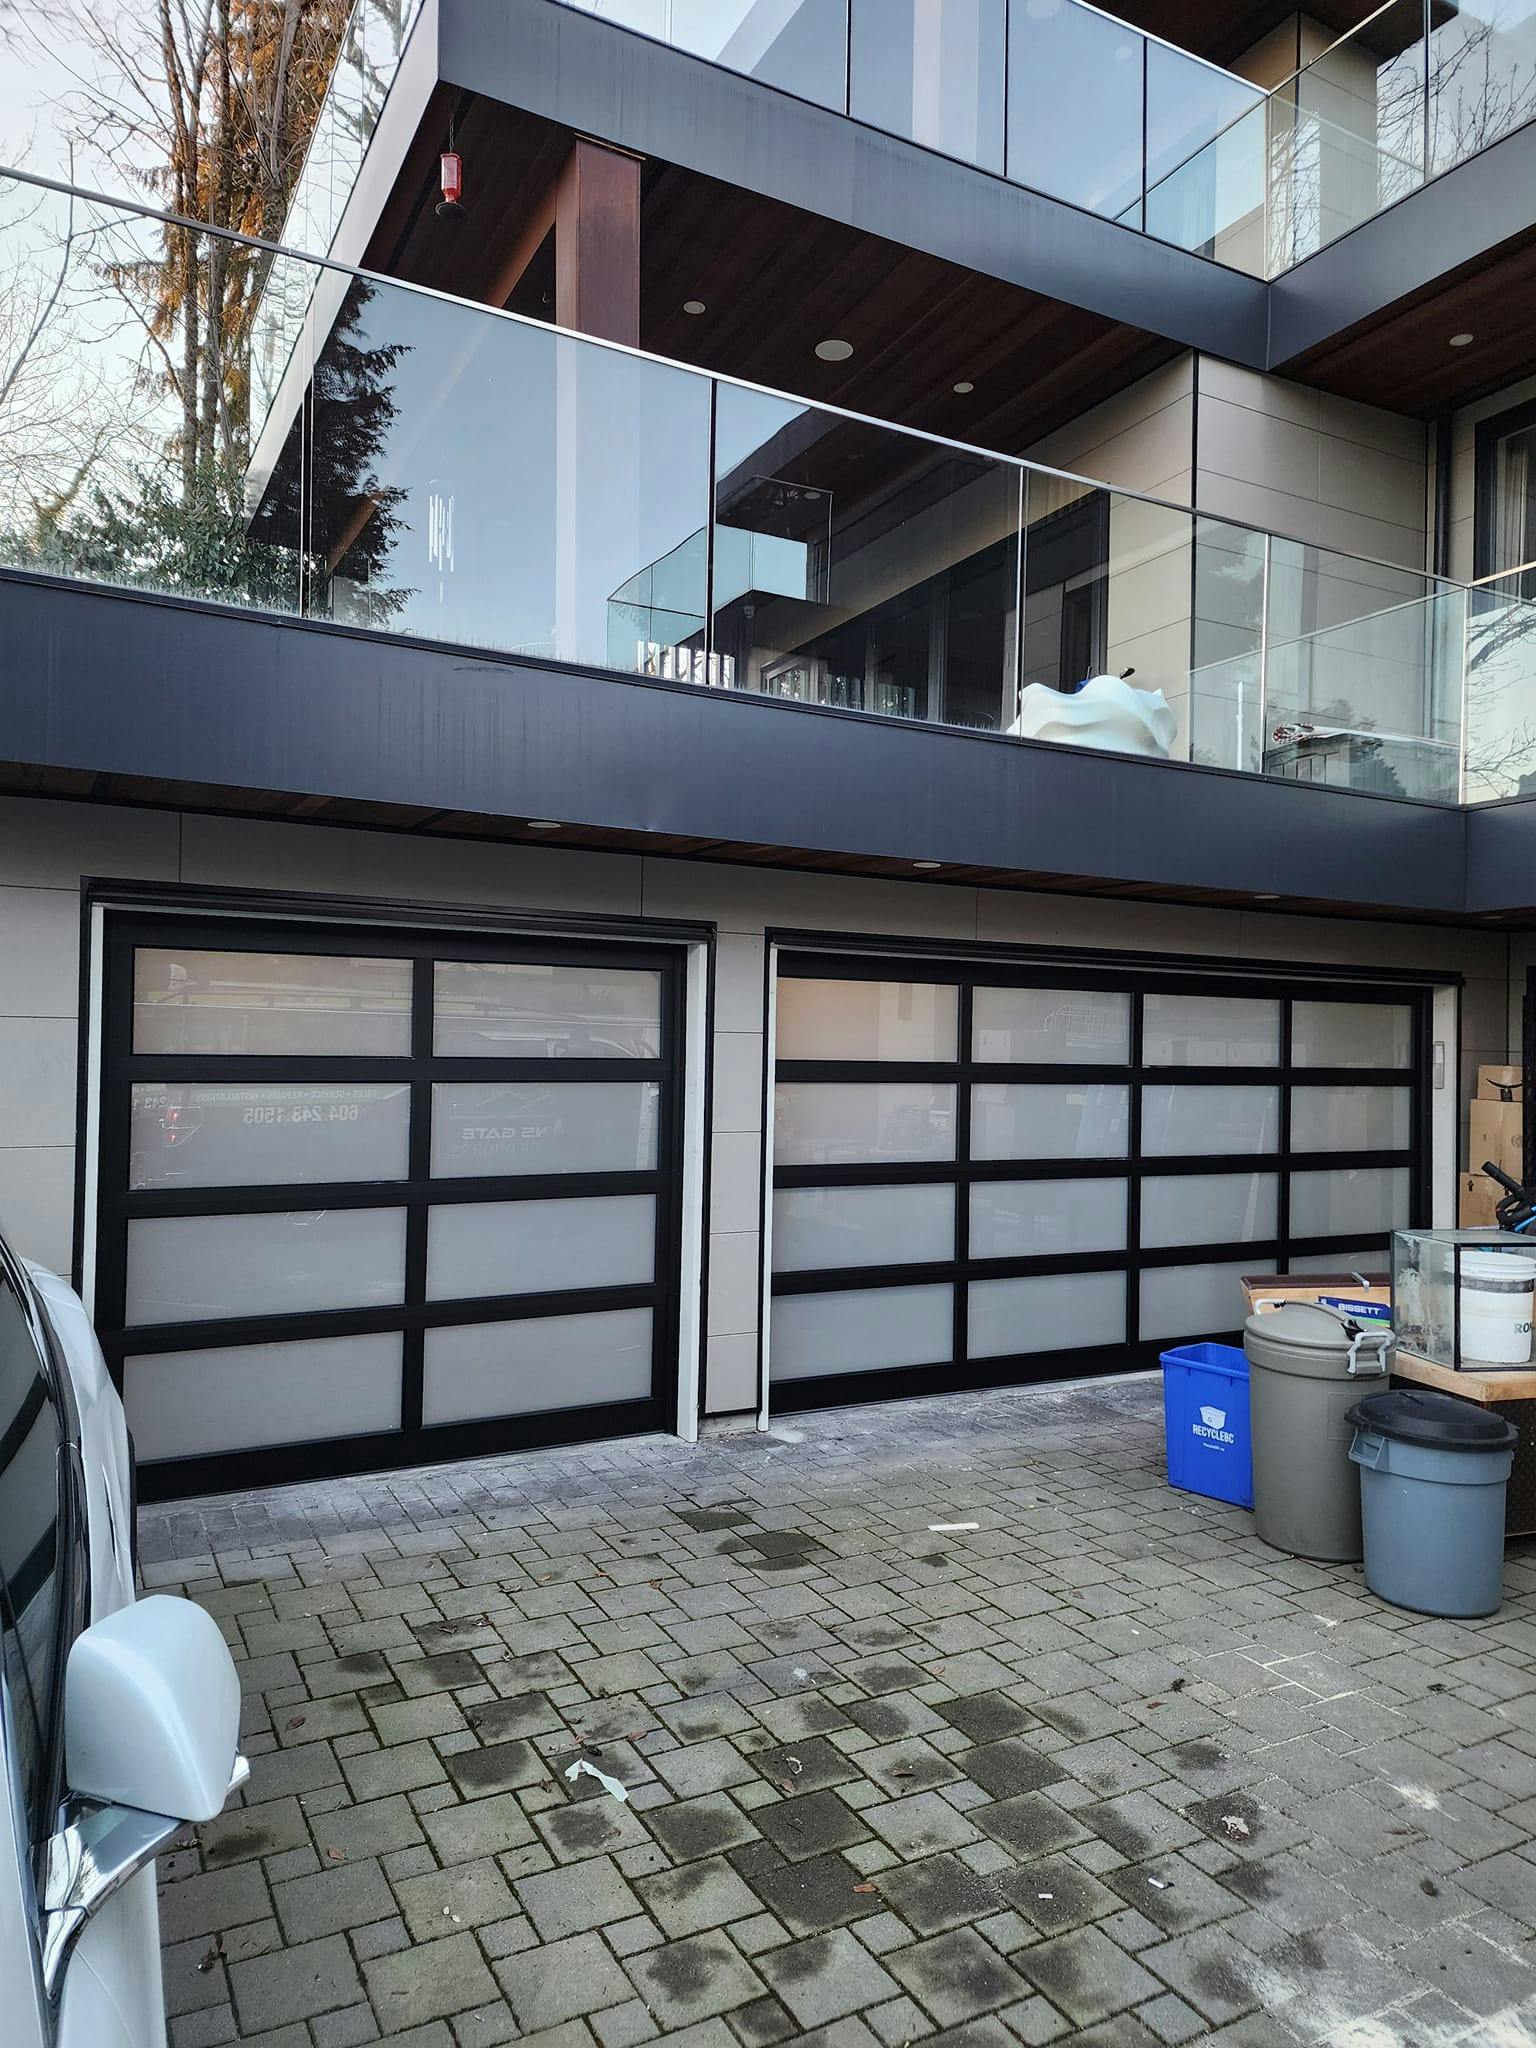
[1244,1303,1391,1560]
[1348,1389,1519,1618]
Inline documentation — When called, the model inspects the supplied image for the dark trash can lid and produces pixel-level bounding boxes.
[1347,1388,1519,1453]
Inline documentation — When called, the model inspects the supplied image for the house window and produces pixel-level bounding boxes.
[1475,397,1536,599]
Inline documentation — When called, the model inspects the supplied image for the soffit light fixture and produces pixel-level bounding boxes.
[1449,332,1475,347]
[953,380,975,394]
[683,299,707,315]
[815,338,854,362]
[913,860,943,870]
[525,820,563,832]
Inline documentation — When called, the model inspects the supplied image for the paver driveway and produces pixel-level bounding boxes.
[140,1375,1536,2048]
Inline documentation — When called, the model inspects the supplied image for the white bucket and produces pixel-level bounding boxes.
[1459,1248,1536,1365]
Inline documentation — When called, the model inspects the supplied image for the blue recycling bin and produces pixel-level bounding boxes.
[1161,1342,1253,1508]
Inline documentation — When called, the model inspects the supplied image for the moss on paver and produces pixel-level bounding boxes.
[145,1376,1536,2045]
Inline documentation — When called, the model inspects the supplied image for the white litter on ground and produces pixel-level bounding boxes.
[1392,1783,1441,1812]
[928,1522,979,1532]
[565,1758,630,1803]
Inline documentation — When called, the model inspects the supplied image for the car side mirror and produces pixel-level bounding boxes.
[42,1595,247,2005]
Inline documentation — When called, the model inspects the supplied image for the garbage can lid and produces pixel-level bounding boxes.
[1244,1302,1391,1352]
[1346,1388,1519,1452]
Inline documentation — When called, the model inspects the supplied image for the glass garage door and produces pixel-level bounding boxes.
[769,955,1429,1406]
[96,920,682,1499]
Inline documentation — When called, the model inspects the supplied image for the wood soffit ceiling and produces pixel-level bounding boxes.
[367,92,1177,456]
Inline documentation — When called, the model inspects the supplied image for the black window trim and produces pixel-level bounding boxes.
[1474,393,1536,593]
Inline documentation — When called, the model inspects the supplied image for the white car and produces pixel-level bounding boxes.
[0,1236,245,2048]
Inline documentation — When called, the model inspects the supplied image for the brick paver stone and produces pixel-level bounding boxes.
[144,1375,1536,2048]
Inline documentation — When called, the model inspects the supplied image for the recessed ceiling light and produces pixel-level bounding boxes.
[682,299,707,315]
[913,860,943,871]
[1253,891,1280,900]
[1450,331,1475,347]
[953,380,975,394]
[525,820,563,832]
[815,338,854,362]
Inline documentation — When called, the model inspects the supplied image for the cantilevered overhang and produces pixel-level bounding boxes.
[433,0,1270,369]
[0,571,1476,920]
[1268,120,1536,406]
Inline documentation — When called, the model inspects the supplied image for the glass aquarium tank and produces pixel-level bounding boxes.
[1392,1227,1536,1370]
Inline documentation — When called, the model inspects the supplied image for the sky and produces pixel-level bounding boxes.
[0,6,169,193]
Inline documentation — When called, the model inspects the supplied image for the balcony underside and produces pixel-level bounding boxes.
[15,568,1535,924]
[431,0,1271,369]
[366,91,1184,461]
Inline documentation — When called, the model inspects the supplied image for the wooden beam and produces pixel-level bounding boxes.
[554,138,641,346]
[481,136,641,346]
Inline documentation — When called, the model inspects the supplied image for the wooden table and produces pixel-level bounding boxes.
[1391,1347,1536,1536]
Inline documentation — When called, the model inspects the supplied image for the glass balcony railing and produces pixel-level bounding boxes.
[0,170,1529,807]
[254,0,425,421]
[554,0,1268,256]
[556,0,1536,279]
[1144,0,1536,274]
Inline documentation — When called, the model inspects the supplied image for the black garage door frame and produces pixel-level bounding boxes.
[95,912,688,1500]
[767,940,1440,1414]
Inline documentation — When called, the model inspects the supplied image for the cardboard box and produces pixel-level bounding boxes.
[1470,1097,1523,1181]
[1459,1170,1502,1228]
[1242,1273,1390,1318]
[1478,1064,1523,1104]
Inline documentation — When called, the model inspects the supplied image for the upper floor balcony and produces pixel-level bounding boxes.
[2,168,1533,821]
[539,0,1536,278]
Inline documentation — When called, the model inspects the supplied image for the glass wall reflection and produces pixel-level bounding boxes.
[709,386,1021,729]
[851,0,1006,172]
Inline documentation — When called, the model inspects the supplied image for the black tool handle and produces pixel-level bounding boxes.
[1482,1160,1530,1199]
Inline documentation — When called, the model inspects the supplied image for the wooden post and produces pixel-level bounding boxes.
[483,137,641,346]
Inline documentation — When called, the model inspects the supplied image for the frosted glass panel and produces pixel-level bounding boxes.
[1289,1167,1410,1238]
[773,1183,954,1272]
[774,1083,956,1165]
[434,961,662,1058]
[1140,1173,1277,1249]
[1292,1001,1412,1069]
[968,1271,1124,1358]
[422,1308,652,1423]
[770,1284,953,1381]
[972,987,1130,1065]
[129,1081,410,1190]
[970,1083,1130,1160]
[133,949,411,1055]
[126,1333,402,1460]
[1291,1086,1411,1153]
[969,1179,1127,1259]
[776,978,958,1061]
[1139,1263,1253,1341]
[427,1195,655,1300]
[1141,1084,1279,1156]
[1143,995,1280,1067]
[126,1209,406,1326]
[431,1082,659,1176]
[1288,1248,1389,1276]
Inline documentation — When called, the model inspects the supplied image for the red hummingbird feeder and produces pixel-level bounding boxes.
[436,148,465,219]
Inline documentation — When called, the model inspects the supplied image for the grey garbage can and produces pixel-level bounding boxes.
[1348,1389,1519,1618]
[1244,1303,1391,1560]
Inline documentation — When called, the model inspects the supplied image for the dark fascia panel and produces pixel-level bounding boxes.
[0,572,1469,914]
[437,0,1270,369]
[1464,797,1536,915]
[1267,120,1536,368]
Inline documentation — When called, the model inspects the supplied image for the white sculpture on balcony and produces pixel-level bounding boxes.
[1012,670,1177,760]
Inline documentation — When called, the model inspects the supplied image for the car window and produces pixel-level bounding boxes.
[0,1267,65,1848]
